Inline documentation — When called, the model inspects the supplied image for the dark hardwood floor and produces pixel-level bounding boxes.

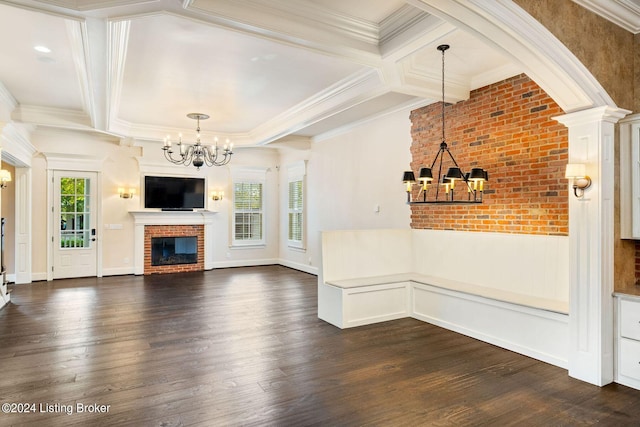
[1,265,640,426]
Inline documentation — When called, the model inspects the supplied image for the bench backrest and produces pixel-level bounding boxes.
[321,228,569,304]
[321,229,413,283]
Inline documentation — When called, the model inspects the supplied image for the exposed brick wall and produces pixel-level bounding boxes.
[144,225,204,275]
[409,74,568,235]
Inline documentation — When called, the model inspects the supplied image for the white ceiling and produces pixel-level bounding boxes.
[0,0,635,149]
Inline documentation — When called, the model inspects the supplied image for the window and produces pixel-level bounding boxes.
[231,167,267,246]
[234,182,264,243]
[288,180,303,243]
[59,177,91,248]
[287,161,306,249]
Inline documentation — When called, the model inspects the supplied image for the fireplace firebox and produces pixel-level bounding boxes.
[151,236,198,266]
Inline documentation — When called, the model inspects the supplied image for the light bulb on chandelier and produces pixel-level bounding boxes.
[162,113,233,169]
[402,44,489,204]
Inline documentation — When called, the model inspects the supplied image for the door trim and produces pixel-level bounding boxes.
[47,169,103,281]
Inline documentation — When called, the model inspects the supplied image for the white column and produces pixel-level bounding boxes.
[133,221,145,275]
[203,212,215,270]
[0,123,8,307]
[555,106,630,386]
[14,167,32,284]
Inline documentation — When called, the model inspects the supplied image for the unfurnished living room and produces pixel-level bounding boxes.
[2,0,640,425]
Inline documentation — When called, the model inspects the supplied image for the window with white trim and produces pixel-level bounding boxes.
[288,180,303,243]
[287,161,306,249]
[232,167,267,246]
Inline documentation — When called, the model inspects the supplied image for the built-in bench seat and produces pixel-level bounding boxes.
[326,273,569,315]
[319,229,570,369]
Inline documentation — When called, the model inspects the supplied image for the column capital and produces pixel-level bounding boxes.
[553,106,631,127]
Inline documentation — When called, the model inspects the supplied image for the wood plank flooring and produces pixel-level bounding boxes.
[1,265,640,426]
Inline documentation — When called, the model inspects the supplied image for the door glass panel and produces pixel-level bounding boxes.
[59,177,90,249]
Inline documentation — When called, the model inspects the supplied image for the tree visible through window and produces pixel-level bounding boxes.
[288,180,303,244]
[59,177,90,248]
[234,182,263,242]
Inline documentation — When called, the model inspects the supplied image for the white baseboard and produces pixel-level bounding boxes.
[211,258,280,269]
[278,259,318,275]
[31,272,48,282]
[26,261,315,279]
[102,267,135,276]
[411,283,569,369]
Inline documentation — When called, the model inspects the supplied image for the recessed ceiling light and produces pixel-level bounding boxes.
[34,45,51,53]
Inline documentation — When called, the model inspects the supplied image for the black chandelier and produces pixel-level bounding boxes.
[162,113,233,169]
[403,44,488,204]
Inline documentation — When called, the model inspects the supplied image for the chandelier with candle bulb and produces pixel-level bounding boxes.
[162,113,233,169]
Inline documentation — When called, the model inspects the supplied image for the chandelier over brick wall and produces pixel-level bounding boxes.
[403,45,488,204]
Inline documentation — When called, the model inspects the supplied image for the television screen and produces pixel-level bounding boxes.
[144,176,205,210]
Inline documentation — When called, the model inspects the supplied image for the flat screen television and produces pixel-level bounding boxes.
[144,176,205,210]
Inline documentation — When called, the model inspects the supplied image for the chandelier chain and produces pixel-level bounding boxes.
[441,44,445,143]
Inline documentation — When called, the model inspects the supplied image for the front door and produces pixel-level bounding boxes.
[53,171,97,279]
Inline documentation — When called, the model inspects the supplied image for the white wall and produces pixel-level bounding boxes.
[278,110,414,275]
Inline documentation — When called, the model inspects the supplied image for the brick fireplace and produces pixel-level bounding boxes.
[130,211,216,275]
[144,225,204,275]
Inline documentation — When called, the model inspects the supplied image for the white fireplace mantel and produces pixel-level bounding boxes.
[130,210,217,275]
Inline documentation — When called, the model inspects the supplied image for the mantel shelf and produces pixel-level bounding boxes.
[129,210,217,226]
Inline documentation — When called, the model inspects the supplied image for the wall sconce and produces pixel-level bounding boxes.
[0,170,11,189]
[211,190,224,201]
[118,187,136,199]
[565,163,591,198]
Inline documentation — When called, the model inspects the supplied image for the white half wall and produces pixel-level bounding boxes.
[411,229,570,303]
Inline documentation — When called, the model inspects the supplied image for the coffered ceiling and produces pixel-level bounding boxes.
[0,0,635,148]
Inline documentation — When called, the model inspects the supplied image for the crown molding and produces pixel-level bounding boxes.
[268,136,312,151]
[109,116,252,148]
[250,69,387,145]
[186,0,379,45]
[0,81,18,121]
[380,4,430,46]
[253,0,380,46]
[572,0,640,34]
[28,0,157,11]
[12,105,93,129]
[183,0,382,64]
[1,123,36,167]
[312,97,428,143]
